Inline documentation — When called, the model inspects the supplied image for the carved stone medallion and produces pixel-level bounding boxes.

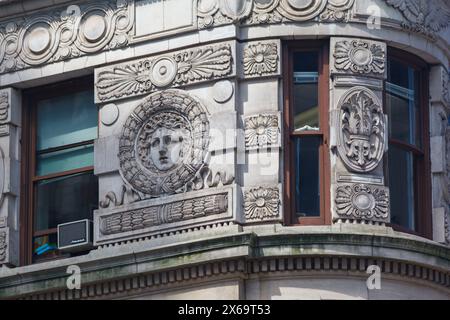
[335,183,389,222]
[244,186,280,221]
[333,39,386,75]
[336,87,386,173]
[119,89,210,197]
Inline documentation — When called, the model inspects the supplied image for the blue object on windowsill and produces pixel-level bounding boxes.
[35,243,57,255]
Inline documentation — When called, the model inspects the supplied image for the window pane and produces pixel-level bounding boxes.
[36,144,94,177]
[388,145,415,230]
[36,90,98,151]
[34,172,98,232]
[386,58,421,148]
[293,52,319,131]
[294,137,321,217]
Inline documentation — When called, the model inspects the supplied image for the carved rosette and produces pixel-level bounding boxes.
[336,87,386,173]
[119,89,210,198]
[0,91,8,123]
[100,193,228,235]
[0,0,134,73]
[335,183,389,223]
[244,186,280,221]
[96,43,233,103]
[244,114,279,149]
[385,0,450,39]
[243,42,279,77]
[334,39,386,76]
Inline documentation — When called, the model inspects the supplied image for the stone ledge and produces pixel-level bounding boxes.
[0,230,449,299]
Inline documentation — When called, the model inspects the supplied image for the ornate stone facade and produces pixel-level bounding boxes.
[0,91,8,123]
[0,0,134,73]
[243,42,279,77]
[0,230,6,262]
[244,114,279,149]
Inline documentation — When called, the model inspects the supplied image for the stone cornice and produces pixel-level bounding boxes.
[0,231,449,299]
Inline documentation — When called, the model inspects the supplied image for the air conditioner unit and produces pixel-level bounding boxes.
[57,219,93,252]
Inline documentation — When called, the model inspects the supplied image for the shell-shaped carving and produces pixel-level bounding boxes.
[336,87,386,173]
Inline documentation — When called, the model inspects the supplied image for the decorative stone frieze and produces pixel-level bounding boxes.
[244,186,280,222]
[94,186,236,245]
[242,42,279,78]
[95,42,234,103]
[384,0,450,39]
[333,39,386,77]
[336,86,386,173]
[100,192,228,235]
[0,0,134,73]
[244,113,280,149]
[335,183,390,223]
[118,89,210,198]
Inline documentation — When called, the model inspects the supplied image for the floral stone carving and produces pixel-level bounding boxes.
[335,183,389,222]
[0,0,134,74]
[244,186,280,221]
[243,42,279,77]
[336,87,386,173]
[96,42,233,103]
[244,114,279,148]
[333,39,386,75]
[119,89,210,198]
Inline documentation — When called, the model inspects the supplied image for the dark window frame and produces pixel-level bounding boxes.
[283,41,331,226]
[20,76,97,265]
[384,47,432,239]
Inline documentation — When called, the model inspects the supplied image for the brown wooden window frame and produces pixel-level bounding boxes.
[20,76,97,265]
[384,48,432,239]
[283,41,331,226]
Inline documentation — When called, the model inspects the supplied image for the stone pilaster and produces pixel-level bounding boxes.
[429,65,450,245]
[0,87,21,267]
[329,37,389,225]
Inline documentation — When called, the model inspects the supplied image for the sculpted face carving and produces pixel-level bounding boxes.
[119,90,210,197]
[149,127,187,171]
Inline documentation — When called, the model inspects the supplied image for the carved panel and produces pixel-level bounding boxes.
[333,39,386,76]
[244,186,280,221]
[100,193,228,235]
[119,89,210,198]
[336,87,386,173]
[94,186,235,245]
[335,183,390,223]
[0,0,134,74]
[242,42,279,77]
[0,229,6,263]
[95,42,233,103]
[384,0,450,39]
[0,91,8,123]
[244,114,280,149]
